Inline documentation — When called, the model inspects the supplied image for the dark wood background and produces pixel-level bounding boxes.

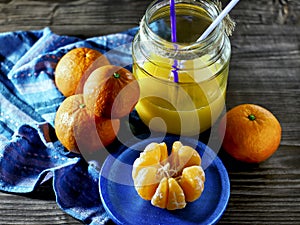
[0,0,299,224]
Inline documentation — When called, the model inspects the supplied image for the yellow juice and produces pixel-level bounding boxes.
[133,58,229,135]
[132,0,231,135]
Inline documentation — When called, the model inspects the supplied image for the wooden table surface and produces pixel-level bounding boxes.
[0,0,299,224]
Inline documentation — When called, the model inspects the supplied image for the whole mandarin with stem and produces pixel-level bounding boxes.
[219,104,282,163]
[83,64,140,119]
[54,94,120,154]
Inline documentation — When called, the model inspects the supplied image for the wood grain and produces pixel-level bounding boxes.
[0,0,150,36]
[219,145,300,224]
[0,182,81,224]
[0,0,299,224]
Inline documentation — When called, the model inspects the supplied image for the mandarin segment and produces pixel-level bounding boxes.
[158,142,169,163]
[133,165,162,200]
[151,177,169,209]
[167,178,186,210]
[132,141,205,210]
[180,166,205,202]
[139,142,162,165]
[132,143,161,178]
[177,146,201,168]
[172,141,183,153]
[169,142,201,177]
[169,141,183,171]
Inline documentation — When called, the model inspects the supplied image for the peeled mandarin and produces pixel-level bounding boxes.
[132,141,205,210]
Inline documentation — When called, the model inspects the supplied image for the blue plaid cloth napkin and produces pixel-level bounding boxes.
[0,27,140,224]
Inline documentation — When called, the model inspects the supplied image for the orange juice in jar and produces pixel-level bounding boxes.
[132,0,231,136]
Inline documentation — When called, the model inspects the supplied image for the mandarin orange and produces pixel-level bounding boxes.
[54,94,120,154]
[83,65,140,118]
[55,47,110,97]
[219,104,281,163]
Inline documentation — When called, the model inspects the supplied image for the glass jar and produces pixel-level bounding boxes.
[132,0,231,136]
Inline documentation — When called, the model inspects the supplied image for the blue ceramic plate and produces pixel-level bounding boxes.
[99,136,230,225]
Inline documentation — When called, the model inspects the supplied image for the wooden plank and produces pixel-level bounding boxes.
[0,185,81,224]
[0,0,150,36]
[219,145,300,224]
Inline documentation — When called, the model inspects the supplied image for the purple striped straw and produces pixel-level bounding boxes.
[170,0,179,83]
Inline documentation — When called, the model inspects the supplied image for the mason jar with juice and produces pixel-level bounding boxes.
[132,0,231,136]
